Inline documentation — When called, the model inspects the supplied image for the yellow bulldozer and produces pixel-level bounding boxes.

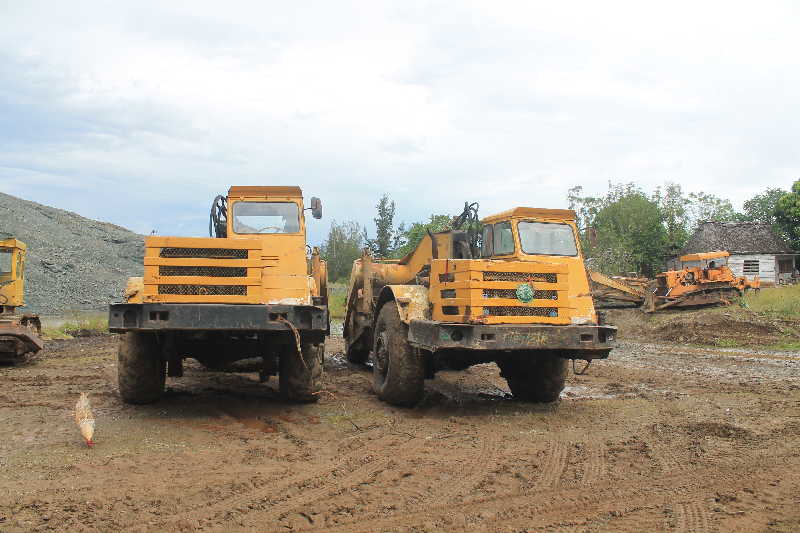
[108,186,329,404]
[0,237,43,363]
[644,251,760,311]
[344,203,615,406]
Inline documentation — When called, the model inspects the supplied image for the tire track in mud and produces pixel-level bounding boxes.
[540,440,569,489]
[296,457,760,533]
[199,430,436,530]
[671,501,711,533]
[580,441,607,486]
[161,426,400,527]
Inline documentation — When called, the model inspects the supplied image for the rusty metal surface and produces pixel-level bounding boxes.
[407,319,615,358]
[0,322,44,362]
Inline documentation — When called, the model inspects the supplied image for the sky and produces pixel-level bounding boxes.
[1,1,799,245]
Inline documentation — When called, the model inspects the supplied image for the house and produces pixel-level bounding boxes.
[667,222,798,285]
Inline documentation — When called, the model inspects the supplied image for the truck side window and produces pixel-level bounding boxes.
[0,250,12,274]
[493,222,514,255]
[481,225,493,257]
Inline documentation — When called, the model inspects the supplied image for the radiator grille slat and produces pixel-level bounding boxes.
[157,285,246,296]
[159,247,248,259]
[158,265,247,277]
[484,306,558,317]
[483,271,557,283]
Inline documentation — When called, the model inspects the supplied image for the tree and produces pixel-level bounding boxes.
[392,214,452,258]
[741,187,788,226]
[364,194,398,258]
[775,179,800,250]
[569,182,667,276]
[320,220,363,282]
[591,186,667,277]
[686,191,738,227]
[652,182,690,256]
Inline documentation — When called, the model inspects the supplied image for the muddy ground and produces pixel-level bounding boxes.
[2,329,799,532]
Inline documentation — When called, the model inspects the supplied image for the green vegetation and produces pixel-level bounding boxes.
[570,179,799,277]
[775,179,800,250]
[742,284,800,319]
[43,313,109,339]
[327,284,347,318]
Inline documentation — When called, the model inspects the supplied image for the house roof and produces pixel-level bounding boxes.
[678,222,796,255]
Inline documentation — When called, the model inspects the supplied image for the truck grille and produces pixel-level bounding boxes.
[159,266,247,277]
[482,288,559,300]
[483,271,557,283]
[159,247,247,259]
[485,306,558,317]
[157,285,247,296]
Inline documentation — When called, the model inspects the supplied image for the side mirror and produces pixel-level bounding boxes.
[310,197,322,219]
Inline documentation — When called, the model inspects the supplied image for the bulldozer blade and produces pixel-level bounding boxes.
[0,324,44,363]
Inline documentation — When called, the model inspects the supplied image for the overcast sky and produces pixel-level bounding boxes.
[1,1,799,245]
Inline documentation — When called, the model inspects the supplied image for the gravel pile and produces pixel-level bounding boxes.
[0,192,144,315]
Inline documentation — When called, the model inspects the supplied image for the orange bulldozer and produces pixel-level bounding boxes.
[645,251,760,312]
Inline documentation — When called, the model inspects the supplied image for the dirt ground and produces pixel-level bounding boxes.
[2,328,800,533]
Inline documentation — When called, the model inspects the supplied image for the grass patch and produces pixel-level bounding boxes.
[43,313,109,339]
[741,285,800,319]
[328,283,347,319]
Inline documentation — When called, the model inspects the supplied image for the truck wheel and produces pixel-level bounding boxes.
[118,332,166,404]
[498,352,568,403]
[280,338,323,403]
[372,303,424,407]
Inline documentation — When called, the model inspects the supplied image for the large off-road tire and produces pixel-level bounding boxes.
[497,352,568,403]
[118,332,166,404]
[280,337,323,403]
[372,303,424,407]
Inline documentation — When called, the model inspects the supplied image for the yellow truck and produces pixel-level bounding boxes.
[0,237,43,363]
[344,206,615,406]
[109,186,328,404]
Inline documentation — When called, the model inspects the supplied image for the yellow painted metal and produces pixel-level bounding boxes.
[384,285,429,324]
[0,238,27,309]
[679,250,730,262]
[128,187,326,306]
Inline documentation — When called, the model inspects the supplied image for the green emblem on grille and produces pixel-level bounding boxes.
[515,283,534,303]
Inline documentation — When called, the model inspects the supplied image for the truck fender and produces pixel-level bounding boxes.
[375,285,429,325]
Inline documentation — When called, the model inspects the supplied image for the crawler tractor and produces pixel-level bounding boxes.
[0,237,43,363]
[109,186,328,404]
[344,204,615,406]
[645,251,760,312]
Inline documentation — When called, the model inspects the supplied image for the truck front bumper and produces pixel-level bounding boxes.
[108,303,328,333]
[407,320,615,359]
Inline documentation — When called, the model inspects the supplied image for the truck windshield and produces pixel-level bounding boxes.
[518,221,577,256]
[233,202,300,234]
[0,250,12,274]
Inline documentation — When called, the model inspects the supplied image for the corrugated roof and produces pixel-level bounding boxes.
[678,222,795,255]
[228,186,303,198]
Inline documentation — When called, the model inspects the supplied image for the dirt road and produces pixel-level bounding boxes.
[2,333,799,532]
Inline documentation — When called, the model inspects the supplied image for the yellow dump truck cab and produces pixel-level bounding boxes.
[0,238,43,362]
[109,186,328,404]
[344,206,615,407]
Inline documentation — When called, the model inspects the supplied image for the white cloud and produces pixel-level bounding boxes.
[0,0,798,244]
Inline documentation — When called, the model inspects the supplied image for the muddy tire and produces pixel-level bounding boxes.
[372,303,424,407]
[345,341,370,364]
[118,332,166,404]
[498,352,568,403]
[280,337,323,403]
